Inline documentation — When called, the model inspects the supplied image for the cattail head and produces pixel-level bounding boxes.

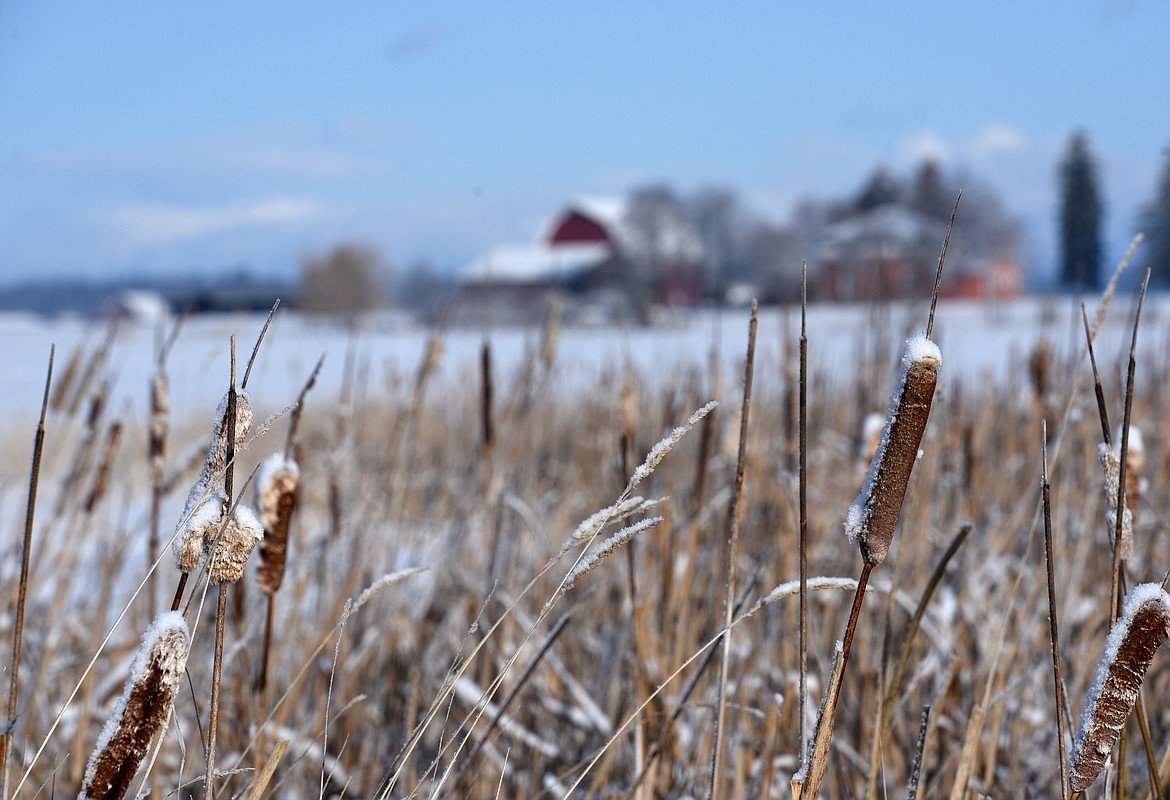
[1069,584,1170,792]
[149,372,169,481]
[79,612,190,800]
[255,454,300,594]
[172,491,224,573]
[206,389,253,479]
[844,333,941,566]
[208,505,264,583]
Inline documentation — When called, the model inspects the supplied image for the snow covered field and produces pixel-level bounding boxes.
[2,294,1164,428]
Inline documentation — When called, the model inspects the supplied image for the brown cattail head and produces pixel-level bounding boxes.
[844,333,941,566]
[172,492,224,572]
[79,612,190,800]
[208,505,264,583]
[149,372,169,481]
[255,454,299,594]
[171,389,254,572]
[206,389,253,479]
[1069,584,1170,792]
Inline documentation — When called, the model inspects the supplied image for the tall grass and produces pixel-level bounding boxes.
[2,289,1170,798]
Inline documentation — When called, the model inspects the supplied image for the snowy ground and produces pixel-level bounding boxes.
[1,294,1164,429]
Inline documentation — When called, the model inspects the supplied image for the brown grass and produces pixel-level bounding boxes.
[5,292,1170,798]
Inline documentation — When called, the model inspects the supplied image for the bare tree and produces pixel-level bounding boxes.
[299,243,390,316]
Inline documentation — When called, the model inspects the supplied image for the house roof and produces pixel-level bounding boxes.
[460,242,612,285]
[537,196,705,264]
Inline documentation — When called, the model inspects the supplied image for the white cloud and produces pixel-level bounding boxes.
[969,124,1027,157]
[900,131,950,164]
[101,196,322,249]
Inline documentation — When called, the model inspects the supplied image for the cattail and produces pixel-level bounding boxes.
[844,333,941,566]
[172,390,254,572]
[1099,426,1143,561]
[208,505,264,583]
[79,612,190,800]
[1123,425,1144,525]
[149,372,169,482]
[540,293,561,371]
[255,454,299,594]
[1069,583,1170,792]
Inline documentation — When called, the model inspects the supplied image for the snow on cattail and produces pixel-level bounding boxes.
[79,612,190,800]
[1099,427,1143,562]
[844,333,941,566]
[171,389,254,572]
[255,453,300,595]
[1069,584,1170,792]
[208,504,264,583]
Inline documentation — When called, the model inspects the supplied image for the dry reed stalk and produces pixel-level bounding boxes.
[78,612,190,800]
[794,196,954,800]
[1,347,53,799]
[1109,270,1150,628]
[1069,584,1170,794]
[798,265,809,763]
[907,704,931,800]
[1042,421,1071,800]
[710,300,757,800]
[67,318,117,417]
[83,420,122,514]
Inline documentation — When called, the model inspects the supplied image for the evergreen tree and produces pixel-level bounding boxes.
[1058,131,1104,290]
[1140,148,1170,286]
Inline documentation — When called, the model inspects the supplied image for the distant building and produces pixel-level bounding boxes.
[816,204,1023,302]
[459,197,705,323]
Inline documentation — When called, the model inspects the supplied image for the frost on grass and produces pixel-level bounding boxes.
[628,401,717,490]
[1069,583,1170,792]
[844,333,940,566]
[562,516,664,592]
[755,576,861,609]
[558,495,667,555]
[80,612,190,800]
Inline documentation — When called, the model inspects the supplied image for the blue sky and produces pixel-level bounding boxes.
[2,1,1168,286]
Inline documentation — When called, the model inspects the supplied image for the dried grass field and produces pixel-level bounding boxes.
[3,290,1170,799]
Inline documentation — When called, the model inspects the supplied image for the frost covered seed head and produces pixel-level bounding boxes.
[79,612,190,800]
[208,505,264,583]
[1069,584,1170,792]
[256,454,299,594]
[844,334,940,566]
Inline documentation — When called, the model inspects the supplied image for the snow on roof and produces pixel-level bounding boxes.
[536,196,705,264]
[460,242,613,285]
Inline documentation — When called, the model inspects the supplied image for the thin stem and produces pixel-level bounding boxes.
[242,299,280,390]
[798,264,809,761]
[2,346,54,800]
[926,192,960,340]
[907,704,931,800]
[205,338,238,800]
[1043,420,1071,800]
[793,561,874,799]
[708,300,758,800]
[1110,270,1149,627]
[1080,303,1111,445]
